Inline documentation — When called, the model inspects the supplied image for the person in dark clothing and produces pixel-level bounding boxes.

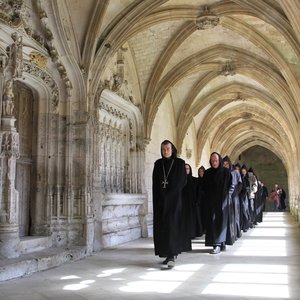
[255,180,264,223]
[203,152,234,254]
[181,164,196,251]
[261,182,268,211]
[279,188,287,210]
[240,164,250,232]
[195,166,205,236]
[247,167,258,228]
[223,156,242,244]
[234,163,241,171]
[152,140,186,268]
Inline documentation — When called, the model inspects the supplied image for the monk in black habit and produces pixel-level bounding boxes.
[223,156,242,244]
[203,152,233,254]
[181,164,197,250]
[152,140,186,268]
[196,166,205,236]
[240,164,251,232]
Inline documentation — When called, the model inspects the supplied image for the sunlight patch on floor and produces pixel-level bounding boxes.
[63,280,95,291]
[232,239,286,256]
[222,264,288,273]
[119,264,204,294]
[97,268,126,278]
[202,283,289,298]
[119,280,182,293]
[249,228,286,237]
[60,275,81,280]
[202,214,290,298]
[202,263,289,297]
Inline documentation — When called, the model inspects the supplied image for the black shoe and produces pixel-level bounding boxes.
[210,246,221,254]
[221,244,226,251]
[167,257,175,268]
[162,256,175,268]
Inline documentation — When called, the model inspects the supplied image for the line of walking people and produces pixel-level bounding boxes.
[152,140,268,269]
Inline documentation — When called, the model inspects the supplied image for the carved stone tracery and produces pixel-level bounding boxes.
[92,88,143,194]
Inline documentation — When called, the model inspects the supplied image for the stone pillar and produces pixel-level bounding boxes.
[0,117,20,258]
[0,32,23,258]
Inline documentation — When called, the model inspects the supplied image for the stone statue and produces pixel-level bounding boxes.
[111,74,122,92]
[2,80,14,116]
[6,33,23,78]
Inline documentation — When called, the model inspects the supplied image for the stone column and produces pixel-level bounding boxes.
[0,33,23,258]
[0,118,20,258]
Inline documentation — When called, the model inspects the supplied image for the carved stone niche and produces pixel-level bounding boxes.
[92,89,147,248]
[94,89,144,193]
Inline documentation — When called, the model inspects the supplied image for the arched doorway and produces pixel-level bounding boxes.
[14,81,37,237]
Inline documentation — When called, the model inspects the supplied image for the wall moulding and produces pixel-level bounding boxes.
[23,61,59,110]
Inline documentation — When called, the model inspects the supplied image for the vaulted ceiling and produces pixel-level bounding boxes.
[1,0,300,171]
[84,0,300,169]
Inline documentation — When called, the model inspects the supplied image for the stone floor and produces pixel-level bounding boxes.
[0,212,299,300]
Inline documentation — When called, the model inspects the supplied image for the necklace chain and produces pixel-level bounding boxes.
[162,159,174,188]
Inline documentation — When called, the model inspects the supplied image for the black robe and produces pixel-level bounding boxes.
[255,181,264,223]
[181,171,197,251]
[152,156,186,257]
[280,189,287,210]
[194,176,205,237]
[226,168,242,244]
[203,166,232,246]
[261,185,268,211]
[240,174,250,232]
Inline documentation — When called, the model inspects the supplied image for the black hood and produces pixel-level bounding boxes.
[160,139,177,159]
[209,152,223,169]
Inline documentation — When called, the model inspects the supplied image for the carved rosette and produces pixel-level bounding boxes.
[0,131,20,158]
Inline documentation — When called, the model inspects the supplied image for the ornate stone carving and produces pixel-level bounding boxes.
[29,52,48,69]
[0,0,23,26]
[111,74,122,92]
[92,89,143,194]
[234,92,246,102]
[2,32,24,118]
[0,54,7,73]
[2,79,15,116]
[242,112,252,120]
[220,60,236,76]
[0,131,20,158]
[100,46,134,103]
[99,102,127,120]
[186,147,192,159]
[34,6,72,93]
[6,32,23,79]
[196,6,219,30]
[7,33,23,78]
[23,61,59,110]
